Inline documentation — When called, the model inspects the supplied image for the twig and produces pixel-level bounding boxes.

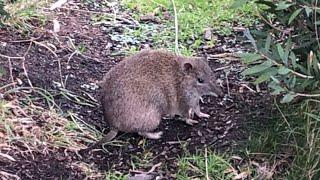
[0,82,17,90]
[22,42,33,88]
[209,53,237,58]
[171,0,180,55]
[57,58,65,88]
[274,98,297,145]
[11,38,58,57]
[314,0,320,49]
[214,66,230,72]
[207,53,239,61]
[10,37,40,43]
[295,92,320,97]
[226,71,230,96]
[240,84,256,93]
[205,147,210,180]
[7,58,14,85]
[259,52,314,79]
[148,162,162,173]
[254,7,284,32]
[244,30,314,79]
[0,54,24,60]
[32,41,58,57]
[0,171,20,180]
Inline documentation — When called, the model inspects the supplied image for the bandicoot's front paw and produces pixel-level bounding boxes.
[186,118,199,125]
[188,108,195,119]
[197,112,210,118]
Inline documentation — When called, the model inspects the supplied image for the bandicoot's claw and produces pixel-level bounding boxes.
[186,119,199,125]
[198,112,210,118]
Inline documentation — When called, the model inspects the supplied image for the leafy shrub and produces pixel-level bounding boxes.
[236,0,320,103]
[0,0,9,24]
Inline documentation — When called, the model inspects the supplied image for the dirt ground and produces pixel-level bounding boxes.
[0,1,272,179]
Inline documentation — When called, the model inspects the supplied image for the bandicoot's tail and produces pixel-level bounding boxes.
[83,130,118,152]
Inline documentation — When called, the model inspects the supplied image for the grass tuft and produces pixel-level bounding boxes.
[2,0,49,33]
[243,99,320,179]
[177,149,235,179]
[0,87,104,154]
[121,0,256,55]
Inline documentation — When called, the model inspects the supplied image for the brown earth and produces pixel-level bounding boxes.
[0,1,272,179]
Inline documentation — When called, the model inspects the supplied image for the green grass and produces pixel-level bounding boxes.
[243,99,320,179]
[105,172,128,180]
[2,0,49,33]
[121,0,256,55]
[177,149,234,179]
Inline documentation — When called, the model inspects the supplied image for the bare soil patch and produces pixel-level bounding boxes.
[0,1,272,179]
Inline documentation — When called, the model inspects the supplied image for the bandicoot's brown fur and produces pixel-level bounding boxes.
[87,49,223,150]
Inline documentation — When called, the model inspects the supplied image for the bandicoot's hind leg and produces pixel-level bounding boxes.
[80,130,118,153]
[138,131,163,139]
[131,107,163,139]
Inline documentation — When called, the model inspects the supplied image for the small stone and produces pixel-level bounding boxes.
[197,130,203,137]
[105,42,113,49]
[16,78,23,85]
[1,42,7,47]
[204,27,212,41]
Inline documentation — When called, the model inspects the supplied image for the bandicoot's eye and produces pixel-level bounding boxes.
[198,78,204,83]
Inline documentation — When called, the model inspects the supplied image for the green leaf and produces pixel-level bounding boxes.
[278,66,290,75]
[269,81,285,95]
[283,39,292,65]
[276,2,293,10]
[289,52,297,69]
[280,93,296,103]
[265,34,272,52]
[312,53,319,74]
[276,44,286,63]
[270,76,280,84]
[254,69,277,84]
[304,7,312,17]
[231,0,250,9]
[0,1,9,18]
[239,53,263,64]
[290,76,296,89]
[288,8,302,24]
[242,60,273,75]
[305,113,320,122]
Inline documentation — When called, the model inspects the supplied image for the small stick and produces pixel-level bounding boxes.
[240,84,256,93]
[22,42,33,88]
[171,0,180,55]
[225,71,230,96]
[205,147,210,180]
[148,162,162,173]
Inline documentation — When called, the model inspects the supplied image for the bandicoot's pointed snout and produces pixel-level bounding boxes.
[210,82,223,97]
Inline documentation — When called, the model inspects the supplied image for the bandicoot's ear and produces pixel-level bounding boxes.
[183,62,193,74]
